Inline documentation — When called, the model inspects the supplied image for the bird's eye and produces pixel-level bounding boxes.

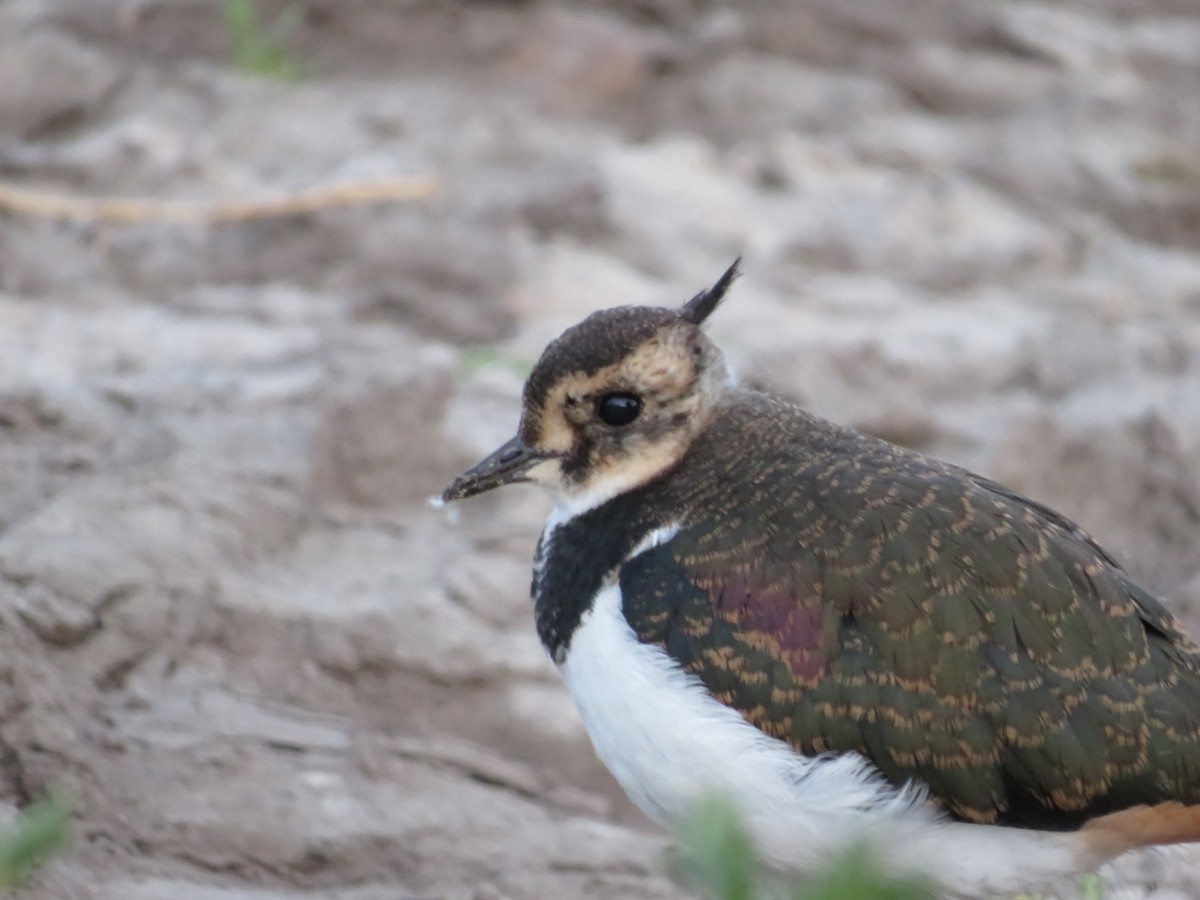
[596,393,642,427]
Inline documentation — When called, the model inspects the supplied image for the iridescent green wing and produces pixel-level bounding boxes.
[620,414,1200,826]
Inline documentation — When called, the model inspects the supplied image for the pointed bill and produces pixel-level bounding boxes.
[442,435,552,502]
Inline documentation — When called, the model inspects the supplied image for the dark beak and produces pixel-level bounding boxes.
[441,436,549,502]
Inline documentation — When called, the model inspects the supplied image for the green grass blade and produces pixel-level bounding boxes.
[794,842,936,900]
[223,0,304,80]
[673,792,758,900]
[0,795,71,889]
[673,791,939,900]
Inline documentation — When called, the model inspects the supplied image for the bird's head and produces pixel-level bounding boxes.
[442,259,741,513]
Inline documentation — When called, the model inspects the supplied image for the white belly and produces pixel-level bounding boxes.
[557,581,923,836]
[556,580,1088,898]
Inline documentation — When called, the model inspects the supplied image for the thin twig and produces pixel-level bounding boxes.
[0,175,438,225]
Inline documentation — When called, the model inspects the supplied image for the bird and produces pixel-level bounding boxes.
[440,259,1200,898]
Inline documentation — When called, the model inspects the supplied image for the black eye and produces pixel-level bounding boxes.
[596,393,642,427]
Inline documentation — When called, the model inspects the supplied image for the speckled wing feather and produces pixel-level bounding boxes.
[618,390,1200,828]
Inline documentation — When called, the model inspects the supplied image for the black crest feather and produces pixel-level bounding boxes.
[681,257,741,325]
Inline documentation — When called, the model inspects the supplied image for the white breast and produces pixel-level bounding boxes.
[556,577,1093,898]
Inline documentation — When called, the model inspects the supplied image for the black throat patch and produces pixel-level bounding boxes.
[532,488,668,663]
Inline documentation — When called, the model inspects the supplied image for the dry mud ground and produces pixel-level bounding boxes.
[1,1,1199,897]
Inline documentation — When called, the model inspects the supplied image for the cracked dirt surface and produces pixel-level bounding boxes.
[1,1,1199,897]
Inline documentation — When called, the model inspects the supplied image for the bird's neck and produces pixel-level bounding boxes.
[533,484,675,664]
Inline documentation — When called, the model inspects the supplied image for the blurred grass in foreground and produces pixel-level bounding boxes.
[673,791,936,900]
[0,796,70,890]
[676,792,1112,900]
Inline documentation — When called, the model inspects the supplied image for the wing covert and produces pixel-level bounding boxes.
[616,434,1200,828]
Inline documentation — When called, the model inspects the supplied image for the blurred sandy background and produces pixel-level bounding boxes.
[0,1,1198,897]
